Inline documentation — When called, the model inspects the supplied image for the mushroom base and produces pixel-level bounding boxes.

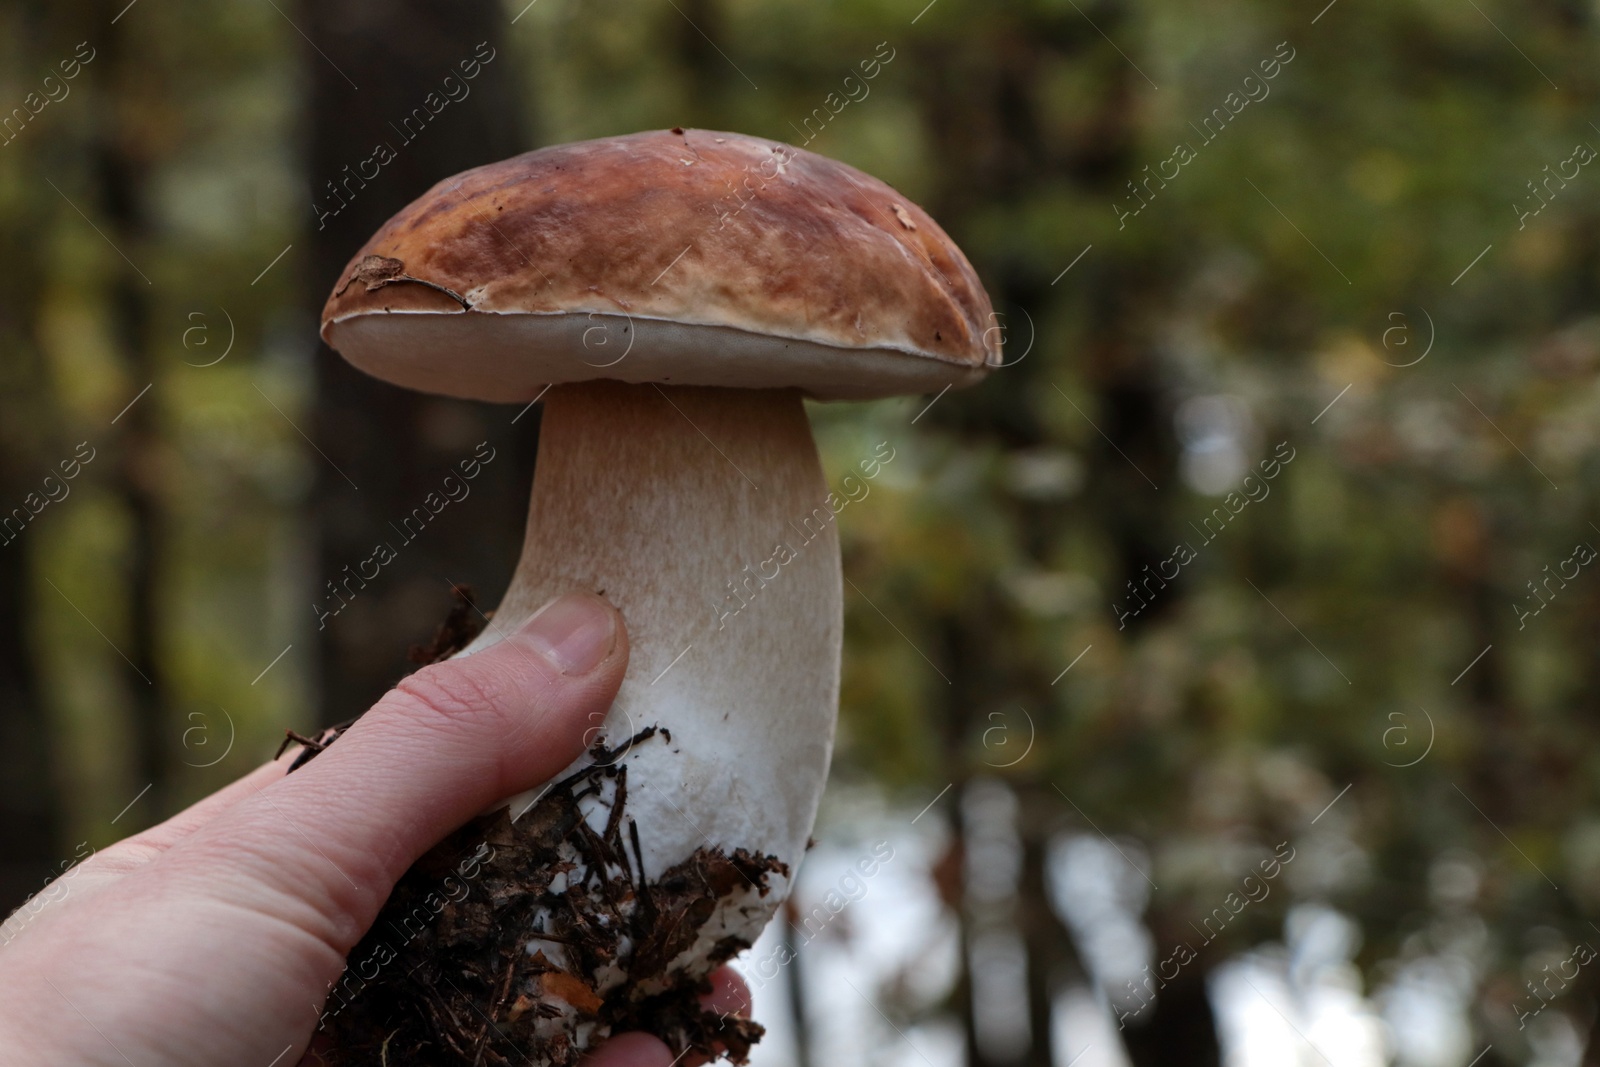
[317,729,778,1067]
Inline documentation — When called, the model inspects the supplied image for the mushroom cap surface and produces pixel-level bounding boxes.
[320,128,1000,401]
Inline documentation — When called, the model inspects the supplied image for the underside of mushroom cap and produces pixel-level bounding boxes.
[319,128,1001,402]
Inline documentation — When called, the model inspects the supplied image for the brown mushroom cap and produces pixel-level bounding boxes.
[320,128,1000,401]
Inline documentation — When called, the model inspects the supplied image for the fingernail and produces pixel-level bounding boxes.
[523,593,615,675]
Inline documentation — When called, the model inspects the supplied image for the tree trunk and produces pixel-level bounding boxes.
[781,899,813,1067]
[1119,963,1220,1067]
[0,464,58,914]
[1581,1001,1600,1067]
[95,0,168,825]
[1018,790,1086,1067]
[302,0,538,726]
[911,6,1212,1061]
[673,0,738,123]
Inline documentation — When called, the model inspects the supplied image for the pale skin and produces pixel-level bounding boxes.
[0,592,747,1066]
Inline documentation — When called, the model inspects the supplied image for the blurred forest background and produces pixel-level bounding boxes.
[4,0,1600,1064]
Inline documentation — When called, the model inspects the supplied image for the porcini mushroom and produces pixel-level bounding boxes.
[317,128,998,1064]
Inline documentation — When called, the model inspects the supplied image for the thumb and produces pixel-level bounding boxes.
[164,591,628,950]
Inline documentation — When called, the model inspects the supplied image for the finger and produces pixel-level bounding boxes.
[678,966,756,1067]
[584,967,754,1067]
[155,591,627,953]
[0,759,295,942]
[582,1032,674,1067]
[105,758,290,862]
[703,966,751,1017]
[150,754,293,840]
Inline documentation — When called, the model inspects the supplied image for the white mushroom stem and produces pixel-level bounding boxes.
[461,380,841,954]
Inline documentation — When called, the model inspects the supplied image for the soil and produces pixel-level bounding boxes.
[283,592,779,1066]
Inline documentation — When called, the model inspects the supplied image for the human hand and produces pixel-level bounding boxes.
[0,592,747,1067]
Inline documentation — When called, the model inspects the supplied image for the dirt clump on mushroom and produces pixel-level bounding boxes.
[298,720,777,1066]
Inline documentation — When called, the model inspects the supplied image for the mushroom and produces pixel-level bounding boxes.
[318,128,998,1064]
